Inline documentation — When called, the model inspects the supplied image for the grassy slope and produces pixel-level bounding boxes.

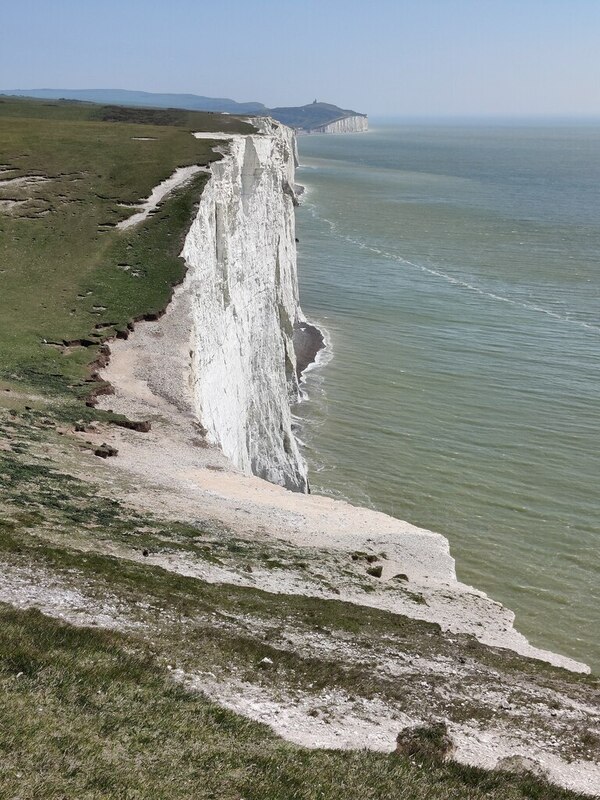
[269,102,365,130]
[0,97,597,798]
[1,604,589,800]
[0,87,268,114]
[0,96,252,402]
[0,408,598,798]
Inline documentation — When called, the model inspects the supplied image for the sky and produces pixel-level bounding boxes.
[1,0,599,117]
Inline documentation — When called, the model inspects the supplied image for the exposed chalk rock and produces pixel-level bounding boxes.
[312,115,369,134]
[182,120,310,491]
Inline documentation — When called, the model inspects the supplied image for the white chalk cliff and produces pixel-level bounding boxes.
[182,121,309,491]
[313,114,369,134]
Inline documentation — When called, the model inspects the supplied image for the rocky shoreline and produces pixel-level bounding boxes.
[293,319,326,378]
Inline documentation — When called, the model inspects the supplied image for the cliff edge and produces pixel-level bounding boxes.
[1,89,369,135]
[184,121,311,490]
[100,119,315,492]
[269,101,369,133]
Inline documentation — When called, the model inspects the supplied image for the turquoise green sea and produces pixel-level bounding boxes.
[294,121,600,671]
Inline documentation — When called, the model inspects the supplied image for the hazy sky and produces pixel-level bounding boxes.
[2,0,599,116]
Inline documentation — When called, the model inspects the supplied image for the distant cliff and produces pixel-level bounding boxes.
[268,101,368,133]
[1,89,367,134]
[310,114,369,134]
[0,87,267,115]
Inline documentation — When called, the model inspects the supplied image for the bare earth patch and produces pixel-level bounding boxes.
[116,165,210,230]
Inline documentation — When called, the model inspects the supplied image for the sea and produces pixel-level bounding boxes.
[294,119,600,671]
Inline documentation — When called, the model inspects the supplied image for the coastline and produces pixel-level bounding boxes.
[90,299,600,794]
[293,319,326,377]
[4,96,598,799]
[96,316,589,674]
[92,118,588,674]
[78,118,599,794]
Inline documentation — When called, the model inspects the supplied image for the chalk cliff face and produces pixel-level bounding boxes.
[181,120,309,492]
[313,115,369,134]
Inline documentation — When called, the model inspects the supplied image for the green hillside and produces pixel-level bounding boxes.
[1,87,267,114]
[269,101,367,130]
[0,96,252,409]
[1,89,366,131]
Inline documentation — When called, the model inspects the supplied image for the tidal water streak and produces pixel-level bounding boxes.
[294,122,600,670]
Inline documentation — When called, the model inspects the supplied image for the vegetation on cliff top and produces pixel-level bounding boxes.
[0,403,598,798]
[0,96,252,405]
[1,89,367,131]
[269,101,367,130]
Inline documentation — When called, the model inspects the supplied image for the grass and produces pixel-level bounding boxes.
[268,101,364,131]
[0,95,253,407]
[0,409,599,794]
[0,604,591,800]
[0,423,598,762]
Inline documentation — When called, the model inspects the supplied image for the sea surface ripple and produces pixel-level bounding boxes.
[295,121,600,670]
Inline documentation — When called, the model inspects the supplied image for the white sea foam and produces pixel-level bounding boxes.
[305,199,600,334]
[295,124,600,672]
